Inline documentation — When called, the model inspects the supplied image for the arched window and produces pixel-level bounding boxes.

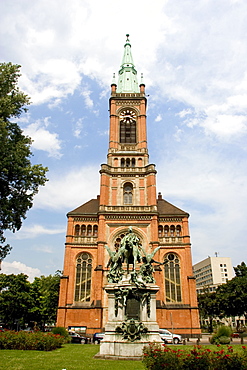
[164,225,169,237]
[121,158,125,167]
[158,225,163,237]
[93,225,98,237]
[126,158,130,167]
[131,158,136,167]
[119,109,137,143]
[170,225,175,237]
[87,225,92,236]
[123,182,133,204]
[176,225,181,237]
[74,252,92,302]
[75,224,80,236]
[81,225,86,236]
[164,253,182,303]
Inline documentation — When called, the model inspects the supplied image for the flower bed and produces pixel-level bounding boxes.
[143,343,247,370]
[0,331,64,351]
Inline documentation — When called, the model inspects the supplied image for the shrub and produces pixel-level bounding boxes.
[143,344,247,370]
[0,331,64,351]
[219,336,231,345]
[51,327,69,339]
[142,343,183,370]
[210,326,232,345]
[217,326,232,338]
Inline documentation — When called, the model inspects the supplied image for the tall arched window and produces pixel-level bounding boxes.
[74,252,92,302]
[164,253,182,303]
[123,182,133,204]
[119,109,137,143]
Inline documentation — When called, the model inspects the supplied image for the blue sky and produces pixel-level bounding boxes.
[1,0,247,280]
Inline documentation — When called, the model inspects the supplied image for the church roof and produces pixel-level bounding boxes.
[68,198,99,216]
[157,198,189,217]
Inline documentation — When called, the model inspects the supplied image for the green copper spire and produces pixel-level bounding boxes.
[117,34,139,93]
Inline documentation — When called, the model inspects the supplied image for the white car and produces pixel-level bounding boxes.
[159,329,182,344]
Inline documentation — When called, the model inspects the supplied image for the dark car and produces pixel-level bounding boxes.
[68,331,88,344]
[93,332,105,344]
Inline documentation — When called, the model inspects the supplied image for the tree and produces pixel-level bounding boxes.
[197,290,222,332]
[0,271,61,330]
[30,271,61,329]
[0,62,48,264]
[216,262,247,327]
[0,273,33,329]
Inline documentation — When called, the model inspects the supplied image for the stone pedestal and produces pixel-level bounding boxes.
[98,277,162,359]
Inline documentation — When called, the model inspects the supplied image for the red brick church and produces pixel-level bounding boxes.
[57,35,201,337]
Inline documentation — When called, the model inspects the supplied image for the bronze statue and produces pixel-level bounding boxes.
[117,227,142,273]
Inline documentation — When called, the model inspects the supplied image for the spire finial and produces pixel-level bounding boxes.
[126,34,130,42]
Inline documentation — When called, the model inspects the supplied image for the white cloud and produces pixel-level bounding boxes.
[73,117,84,138]
[155,114,162,122]
[33,165,100,211]
[14,224,65,240]
[1,261,41,282]
[23,117,63,158]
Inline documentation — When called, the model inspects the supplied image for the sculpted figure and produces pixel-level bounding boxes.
[140,246,162,283]
[104,245,123,283]
[117,226,142,273]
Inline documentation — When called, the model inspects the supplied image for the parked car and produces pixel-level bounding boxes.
[68,331,88,344]
[159,329,182,344]
[231,332,240,338]
[93,332,105,344]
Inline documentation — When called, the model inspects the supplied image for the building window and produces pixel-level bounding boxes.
[123,182,133,204]
[75,224,80,236]
[164,253,182,303]
[81,225,86,236]
[74,252,92,302]
[93,225,98,237]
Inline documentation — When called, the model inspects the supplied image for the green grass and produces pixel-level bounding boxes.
[0,343,245,370]
[0,344,145,370]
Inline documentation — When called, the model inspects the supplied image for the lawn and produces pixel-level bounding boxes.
[0,344,145,370]
[0,343,245,370]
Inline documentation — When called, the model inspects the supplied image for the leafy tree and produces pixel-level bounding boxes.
[0,273,33,329]
[0,62,48,264]
[0,272,61,330]
[197,290,222,332]
[216,262,247,326]
[30,271,61,329]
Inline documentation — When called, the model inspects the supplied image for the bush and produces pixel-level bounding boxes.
[0,331,64,351]
[219,336,231,345]
[210,326,232,345]
[51,327,69,340]
[142,344,247,370]
[217,326,232,338]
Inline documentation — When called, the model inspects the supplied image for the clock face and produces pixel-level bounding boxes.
[119,109,136,123]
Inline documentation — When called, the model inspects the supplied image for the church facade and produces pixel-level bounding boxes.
[57,35,201,337]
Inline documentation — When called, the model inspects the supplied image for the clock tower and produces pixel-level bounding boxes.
[57,35,201,338]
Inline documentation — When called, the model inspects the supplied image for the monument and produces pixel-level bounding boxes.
[98,227,162,359]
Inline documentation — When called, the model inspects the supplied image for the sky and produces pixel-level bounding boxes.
[1,0,247,281]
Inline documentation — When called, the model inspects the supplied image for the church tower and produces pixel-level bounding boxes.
[57,35,201,338]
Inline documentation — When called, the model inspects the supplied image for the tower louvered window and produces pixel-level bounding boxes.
[74,252,92,302]
[119,109,136,143]
[164,253,182,303]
